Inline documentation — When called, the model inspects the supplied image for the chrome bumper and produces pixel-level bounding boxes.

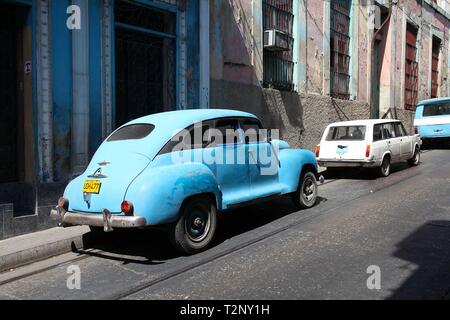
[317,159,377,168]
[50,207,147,232]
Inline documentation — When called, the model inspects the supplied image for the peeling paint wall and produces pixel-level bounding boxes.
[376,0,450,129]
[306,0,325,94]
[211,0,450,150]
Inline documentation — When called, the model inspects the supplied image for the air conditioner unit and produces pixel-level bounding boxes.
[264,29,290,51]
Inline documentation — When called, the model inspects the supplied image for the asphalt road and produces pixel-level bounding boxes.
[1,148,450,300]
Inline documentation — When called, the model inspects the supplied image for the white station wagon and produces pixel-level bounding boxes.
[316,119,421,177]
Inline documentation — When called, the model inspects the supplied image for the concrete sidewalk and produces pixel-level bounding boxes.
[0,225,91,273]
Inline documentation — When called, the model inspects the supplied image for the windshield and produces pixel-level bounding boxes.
[107,124,155,142]
[326,126,366,141]
[423,102,450,117]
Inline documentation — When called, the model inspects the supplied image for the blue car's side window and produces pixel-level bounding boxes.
[213,119,241,146]
[240,118,265,144]
[158,121,215,155]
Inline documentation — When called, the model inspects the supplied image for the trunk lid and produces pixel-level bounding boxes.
[67,147,151,213]
[320,140,367,160]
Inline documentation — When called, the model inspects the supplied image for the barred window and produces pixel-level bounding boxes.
[262,0,294,91]
[330,0,351,100]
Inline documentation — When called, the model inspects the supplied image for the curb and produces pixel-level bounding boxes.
[0,226,91,273]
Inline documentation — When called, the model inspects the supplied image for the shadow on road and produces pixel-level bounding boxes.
[421,138,450,150]
[76,196,327,265]
[388,220,450,300]
[322,162,412,180]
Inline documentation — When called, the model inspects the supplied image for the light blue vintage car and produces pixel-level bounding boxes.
[414,97,450,143]
[51,109,321,254]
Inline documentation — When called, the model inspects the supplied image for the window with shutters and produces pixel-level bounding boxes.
[431,36,441,99]
[405,23,419,111]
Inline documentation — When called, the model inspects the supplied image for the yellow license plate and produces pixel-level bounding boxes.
[83,180,102,194]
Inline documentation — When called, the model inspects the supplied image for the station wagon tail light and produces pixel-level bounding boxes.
[315,145,320,157]
[121,201,134,216]
[366,145,371,158]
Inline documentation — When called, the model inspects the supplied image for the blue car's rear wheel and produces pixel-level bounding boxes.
[170,196,218,255]
[292,171,318,209]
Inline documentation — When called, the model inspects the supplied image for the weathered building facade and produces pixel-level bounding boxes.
[210,0,450,149]
[1,0,450,238]
[0,0,206,238]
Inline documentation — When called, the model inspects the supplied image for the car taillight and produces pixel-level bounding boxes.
[315,145,320,158]
[121,201,134,216]
[366,145,371,158]
[58,197,69,211]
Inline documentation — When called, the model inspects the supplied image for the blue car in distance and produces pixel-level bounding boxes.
[51,109,321,254]
[414,97,450,143]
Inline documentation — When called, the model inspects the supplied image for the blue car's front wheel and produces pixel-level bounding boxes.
[170,196,218,255]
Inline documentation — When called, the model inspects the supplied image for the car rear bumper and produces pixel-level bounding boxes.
[317,159,378,168]
[50,207,147,231]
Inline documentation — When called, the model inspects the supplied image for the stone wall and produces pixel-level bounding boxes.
[211,80,371,152]
[299,94,371,151]
[382,108,416,135]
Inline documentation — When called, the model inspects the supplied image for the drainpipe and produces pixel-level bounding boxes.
[370,0,392,119]
[71,0,90,176]
[199,0,210,109]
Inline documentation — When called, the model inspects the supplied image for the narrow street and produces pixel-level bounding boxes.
[0,148,449,300]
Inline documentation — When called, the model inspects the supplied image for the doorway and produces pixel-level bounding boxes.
[114,0,176,128]
[0,3,31,183]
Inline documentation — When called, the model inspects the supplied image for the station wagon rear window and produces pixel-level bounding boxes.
[423,103,450,117]
[326,126,366,141]
[107,124,155,142]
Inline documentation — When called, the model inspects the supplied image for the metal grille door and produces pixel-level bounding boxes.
[115,0,176,128]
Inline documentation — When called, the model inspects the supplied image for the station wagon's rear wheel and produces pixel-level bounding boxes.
[379,156,391,177]
[170,196,218,255]
[292,171,318,209]
[408,146,420,166]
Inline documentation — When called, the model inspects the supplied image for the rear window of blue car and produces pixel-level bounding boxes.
[423,103,450,117]
[107,124,155,142]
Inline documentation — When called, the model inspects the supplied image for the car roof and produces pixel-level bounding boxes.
[327,119,401,127]
[126,109,257,129]
[95,109,258,161]
[418,97,450,106]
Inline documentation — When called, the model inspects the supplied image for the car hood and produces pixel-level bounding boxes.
[65,149,151,214]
